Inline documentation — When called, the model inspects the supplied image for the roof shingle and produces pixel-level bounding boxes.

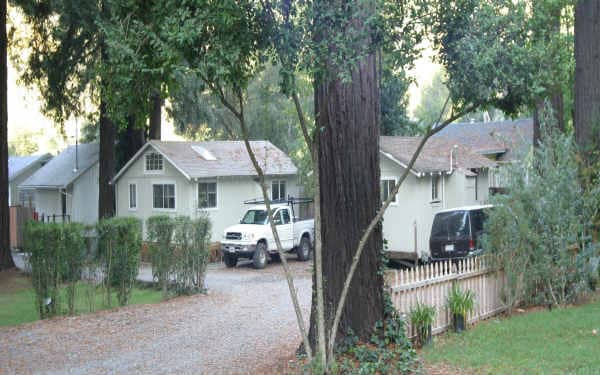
[20,143,99,188]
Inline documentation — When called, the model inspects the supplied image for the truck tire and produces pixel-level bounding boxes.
[297,235,311,261]
[223,253,237,268]
[253,242,267,269]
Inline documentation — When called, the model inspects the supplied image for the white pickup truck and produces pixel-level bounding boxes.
[221,203,314,269]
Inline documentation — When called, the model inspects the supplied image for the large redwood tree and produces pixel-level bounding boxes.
[0,0,14,270]
[312,0,384,344]
[574,0,600,157]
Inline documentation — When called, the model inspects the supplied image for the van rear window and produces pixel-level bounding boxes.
[431,211,470,238]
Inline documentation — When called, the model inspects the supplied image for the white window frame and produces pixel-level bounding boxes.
[197,180,218,210]
[144,152,164,174]
[431,174,441,203]
[128,183,137,210]
[152,182,176,211]
[271,180,287,201]
[380,177,398,205]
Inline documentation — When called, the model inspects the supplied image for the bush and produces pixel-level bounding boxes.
[24,222,86,318]
[97,217,142,306]
[146,215,175,299]
[409,302,436,348]
[147,215,212,299]
[483,113,600,308]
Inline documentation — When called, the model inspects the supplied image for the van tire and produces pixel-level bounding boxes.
[253,242,267,269]
[297,236,311,261]
[223,253,237,268]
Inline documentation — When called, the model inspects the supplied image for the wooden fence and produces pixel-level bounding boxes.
[385,256,507,337]
[9,206,35,250]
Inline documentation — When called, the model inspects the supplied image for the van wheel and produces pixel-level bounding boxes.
[297,236,311,261]
[253,242,267,269]
[223,253,237,268]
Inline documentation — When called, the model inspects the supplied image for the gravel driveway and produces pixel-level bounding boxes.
[0,257,312,375]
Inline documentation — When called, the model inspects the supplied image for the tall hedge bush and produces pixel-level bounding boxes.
[147,215,212,299]
[24,222,85,318]
[97,217,142,306]
[147,215,175,299]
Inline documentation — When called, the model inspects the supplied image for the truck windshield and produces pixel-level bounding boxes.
[241,210,269,225]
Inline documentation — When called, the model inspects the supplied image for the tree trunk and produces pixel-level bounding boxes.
[574,0,600,158]
[122,115,145,165]
[149,91,162,140]
[311,49,384,345]
[98,99,116,219]
[0,0,15,270]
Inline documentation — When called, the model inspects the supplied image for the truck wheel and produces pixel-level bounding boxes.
[253,242,267,269]
[297,236,311,261]
[223,253,237,268]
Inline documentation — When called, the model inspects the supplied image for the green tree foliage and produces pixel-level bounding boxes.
[7,129,40,155]
[96,217,142,306]
[483,111,600,308]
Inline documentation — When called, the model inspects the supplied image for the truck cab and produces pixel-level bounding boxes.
[221,204,314,269]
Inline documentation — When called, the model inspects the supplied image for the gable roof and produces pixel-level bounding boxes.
[8,154,52,181]
[433,118,533,161]
[20,143,99,189]
[112,140,297,183]
[380,136,496,175]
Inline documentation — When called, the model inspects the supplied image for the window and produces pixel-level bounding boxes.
[272,180,286,201]
[129,184,137,209]
[281,209,290,224]
[380,179,397,203]
[431,175,440,201]
[145,152,163,172]
[153,184,175,209]
[198,182,217,208]
[18,190,34,206]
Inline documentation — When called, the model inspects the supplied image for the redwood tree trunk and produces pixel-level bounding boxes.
[0,0,14,270]
[149,91,161,140]
[311,28,384,347]
[98,100,116,219]
[574,0,600,158]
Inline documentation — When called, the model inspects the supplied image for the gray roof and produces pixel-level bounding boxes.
[380,136,496,174]
[113,140,297,182]
[433,118,533,161]
[8,154,52,181]
[20,143,99,189]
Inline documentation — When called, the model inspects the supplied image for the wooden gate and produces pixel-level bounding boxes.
[9,206,35,250]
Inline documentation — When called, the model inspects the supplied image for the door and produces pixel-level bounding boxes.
[275,208,293,250]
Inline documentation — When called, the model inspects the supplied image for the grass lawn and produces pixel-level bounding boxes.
[0,270,162,327]
[422,298,600,374]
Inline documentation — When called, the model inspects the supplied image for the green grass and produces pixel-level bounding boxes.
[0,272,162,327]
[422,300,600,374]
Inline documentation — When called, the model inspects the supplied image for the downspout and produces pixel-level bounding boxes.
[442,173,447,209]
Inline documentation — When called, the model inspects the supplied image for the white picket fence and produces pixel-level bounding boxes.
[386,256,507,337]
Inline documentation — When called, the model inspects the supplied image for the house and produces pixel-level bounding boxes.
[112,140,300,242]
[380,118,533,261]
[19,143,99,224]
[8,154,52,206]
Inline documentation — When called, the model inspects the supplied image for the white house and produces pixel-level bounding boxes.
[111,140,300,242]
[380,118,533,261]
[8,153,52,207]
[19,143,99,224]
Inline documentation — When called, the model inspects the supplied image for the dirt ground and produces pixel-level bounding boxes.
[0,259,312,375]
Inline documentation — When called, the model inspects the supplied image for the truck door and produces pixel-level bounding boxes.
[275,208,293,250]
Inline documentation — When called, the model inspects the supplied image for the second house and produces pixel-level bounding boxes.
[112,140,300,242]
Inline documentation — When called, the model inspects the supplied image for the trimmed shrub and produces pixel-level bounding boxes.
[24,221,86,318]
[147,215,175,299]
[97,217,142,306]
[147,215,212,299]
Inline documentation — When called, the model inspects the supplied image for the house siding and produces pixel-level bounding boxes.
[71,163,99,225]
[115,148,301,242]
[381,155,492,259]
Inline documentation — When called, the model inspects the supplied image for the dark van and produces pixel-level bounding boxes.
[429,205,493,260]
